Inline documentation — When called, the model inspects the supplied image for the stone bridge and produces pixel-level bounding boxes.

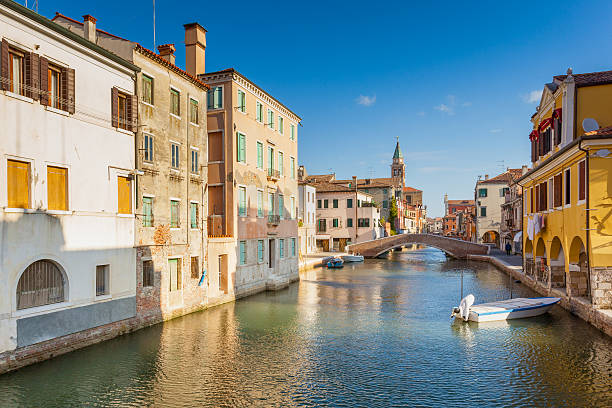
[346,234,490,259]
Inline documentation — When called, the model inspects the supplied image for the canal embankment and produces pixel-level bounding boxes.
[468,253,612,337]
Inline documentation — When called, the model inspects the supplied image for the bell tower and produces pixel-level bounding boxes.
[391,137,405,188]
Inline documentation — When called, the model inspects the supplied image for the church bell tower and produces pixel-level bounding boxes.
[391,137,405,188]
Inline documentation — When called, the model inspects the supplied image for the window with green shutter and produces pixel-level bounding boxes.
[236,132,246,163]
[268,146,274,170]
[239,186,247,216]
[190,202,198,229]
[278,116,284,134]
[279,195,284,219]
[257,190,263,217]
[291,238,296,256]
[279,239,284,258]
[278,152,283,176]
[257,142,263,169]
[258,240,264,262]
[324,199,328,208]
[190,98,198,124]
[290,157,295,179]
[239,241,246,265]
[238,90,246,112]
[333,199,338,208]
[347,199,353,208]
[347,218,353,227]
[142,196,153,227]
[478,188,487,197]
[170,89,180,116]
[268,193,275,215]
[290,124,295,140]
[142,75,153,105]
[208,86,223,109]
[256,101,263,122]
[333,218,338,228]
[480,206,487,217]
[268,109,274,129]
[170,200,180,228]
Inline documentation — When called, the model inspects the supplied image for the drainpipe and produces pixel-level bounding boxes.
[353,176,358,249]
[186,92,190,248]
[578,140,592,301]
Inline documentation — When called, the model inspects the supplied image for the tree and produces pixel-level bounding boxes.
[389,199,398,234]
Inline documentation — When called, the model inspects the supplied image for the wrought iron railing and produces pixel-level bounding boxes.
[267,168,281,180]
[268,214,280,225]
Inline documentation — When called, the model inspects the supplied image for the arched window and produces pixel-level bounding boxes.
[17,260,65,310]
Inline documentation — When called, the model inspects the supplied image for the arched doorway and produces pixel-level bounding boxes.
[535,238,549,285]
[549,237,566,291]
[16,259,67,310]
[568,237,589,300]
[524,238,534,277]
[482,230,499,247]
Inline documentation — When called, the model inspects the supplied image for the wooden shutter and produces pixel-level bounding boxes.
[127,94,137,132]
[65,67,75,113]
[59,66,68,111]
[39,57,48,105]
[0,39,8,91]
[531,140,536,162]
[117,176,131,214]
[578,161,586,201]
[7,159,29,208]
[111,87,119,128]
[47,166,67,211]
[28,52,40,101]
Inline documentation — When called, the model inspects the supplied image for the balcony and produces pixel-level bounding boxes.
[361,202,376,208]
[267,168,281,181]
[267,214,280,225]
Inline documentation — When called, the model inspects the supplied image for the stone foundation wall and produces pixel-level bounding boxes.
[569,267,589,297]
[591,267,612,309]
[550,265,566,288]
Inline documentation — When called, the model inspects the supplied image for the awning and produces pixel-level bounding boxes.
[513,231,523,242]
[552,108,562,120]
[538,118,552,131]
[529,130,539,141]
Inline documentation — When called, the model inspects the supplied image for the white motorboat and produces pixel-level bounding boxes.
[341,254,364,263]
[451,295,561,322]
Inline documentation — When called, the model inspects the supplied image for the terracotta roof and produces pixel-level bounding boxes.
[586,125,612,136]
[447,200,475,205]
[313,182,372,196]
[478,169,522,184]
[553,70,612,87]
[304,174,336,183]
[403,186,422,192]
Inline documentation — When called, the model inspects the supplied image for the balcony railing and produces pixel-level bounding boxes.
[361,202,375,207]
[267,168,281,180]
[267,214,280,225]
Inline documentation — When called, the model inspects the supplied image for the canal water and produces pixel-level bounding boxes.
[1,247,611,407]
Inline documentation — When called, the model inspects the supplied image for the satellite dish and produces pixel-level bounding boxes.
[594,149,611,158]
[582,118,599,133]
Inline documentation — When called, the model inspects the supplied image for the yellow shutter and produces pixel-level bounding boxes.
[7,159,29,208]
[117,176,131,214]
[47,166,67,211]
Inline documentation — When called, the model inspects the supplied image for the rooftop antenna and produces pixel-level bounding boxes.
[497,160,505,173]
[368,166,374,178]
[24,1,38,12]
[152,0,156,50]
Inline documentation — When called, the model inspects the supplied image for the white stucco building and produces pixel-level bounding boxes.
[0,1,138,354]
[298,181,316,255]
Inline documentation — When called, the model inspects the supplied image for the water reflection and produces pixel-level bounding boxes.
[0,247,611,407]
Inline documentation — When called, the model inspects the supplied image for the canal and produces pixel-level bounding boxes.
[1,247,611,407]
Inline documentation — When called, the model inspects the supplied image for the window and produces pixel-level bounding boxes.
[257,190,264,217]
[564,168,571,205]
[290,124,296,141]
[279,239,285,258]
[478,188,487,197]
[291,196,295,219]
[347,198,353,208]
[291,238,296,256]
[142,74,153,105]
[333,218,339,228]
[279,195,284,219]
[8,49,24,95]
[554,174,562,208]
[347,218,353,227]
[191,149,199,174]
[170,89,180,116]
[117,176,131,214]
[267,146,274,171]
[190,99,198,124]
[358,218,370,227]
[239,186,247,216]
[237,90,246,112]
[258,240,264,262]
[500,187,509,197]
[318,219,326,232]
[383,200,388,209]
[207,86,222,109]
[278,116,284,134]
[142,196,153,227]
[578,160,586,202]
[17,260,65,309]
[168,258,181,291]
[268,109,274,129]
[317,199,322,209]
[480,206,487,217]
[190,202,198,229]
[142,260,154,287]
[530,188,534,213]
[239,241,246,265]
[171,143,180,168]
[144,134,154,162]
[170,200,180,228]
[256,101,263,122]
[48,66,61,109]
[96,265,109,296]
[117,92,128,130]
[191,256,199,279]
[278,152,284,176]
[237,132,246,163]
[268,192,275,215]
[45,166,67,211]
[383,188,388,195]
[332,199,338,208]
[290,157,295,179]
[257,142,264,169]
[324,199,329,208]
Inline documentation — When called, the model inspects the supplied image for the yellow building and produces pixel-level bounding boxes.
[517,68,612,310]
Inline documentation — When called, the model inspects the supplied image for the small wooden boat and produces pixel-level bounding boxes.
[327,258,344,268]
[341,254,364,263]
[451,295,560,322]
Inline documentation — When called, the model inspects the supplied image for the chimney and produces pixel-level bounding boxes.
[157,44,176,65]
[522,165,528,175]
[484,174,489,180]
[82,15,97,43]
[352,176,357,190]
[184,22,207,76]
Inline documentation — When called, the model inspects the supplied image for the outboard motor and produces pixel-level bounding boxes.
[451,294,475,321]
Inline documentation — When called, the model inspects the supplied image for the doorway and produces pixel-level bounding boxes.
[269,239,275,269]
[218,254,228,294]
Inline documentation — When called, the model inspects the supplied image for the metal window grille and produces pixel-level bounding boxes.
[191,257,199,279]
[17,260,65,310]
[96,265,109,296]
[142,260,154,287]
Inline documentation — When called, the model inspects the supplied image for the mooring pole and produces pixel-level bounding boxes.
[460,269,464,300]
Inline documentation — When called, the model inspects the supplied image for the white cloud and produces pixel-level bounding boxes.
[356,95,376,106]
[434,104,454,115]
[523,90,541,104]
[417,111,426,116]
[489,128,502,133]
[461,101,472,107]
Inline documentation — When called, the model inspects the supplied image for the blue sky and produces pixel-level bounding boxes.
[38,0,612,217]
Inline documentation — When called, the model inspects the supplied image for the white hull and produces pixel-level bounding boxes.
[457,297,561,323]
[342,255,364,262]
